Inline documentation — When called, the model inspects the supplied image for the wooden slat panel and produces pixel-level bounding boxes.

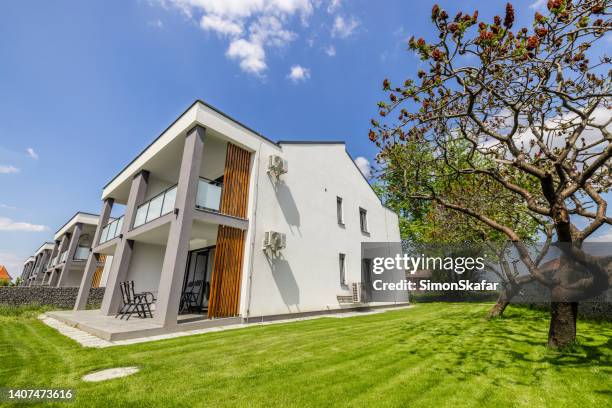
[208,226,246,318]
[220,143,251,218]
[91,254,106,288]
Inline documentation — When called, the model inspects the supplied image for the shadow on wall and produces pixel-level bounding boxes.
[271,178,301,236]
[265,253,300,310]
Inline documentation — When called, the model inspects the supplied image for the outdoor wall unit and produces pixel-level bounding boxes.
[263,231,286,253]
[267,155,288,178]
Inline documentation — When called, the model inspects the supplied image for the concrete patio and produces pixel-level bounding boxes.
[46,309,241,341]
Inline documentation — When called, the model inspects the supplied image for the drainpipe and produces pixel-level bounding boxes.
[244,142,262,323]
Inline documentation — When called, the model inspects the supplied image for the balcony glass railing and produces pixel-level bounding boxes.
[133,185,177,228]
[50,256,58,267]
[59,251,68,264]
[99,216,124,244]
[196,178,223,212]
[74,246,89,261]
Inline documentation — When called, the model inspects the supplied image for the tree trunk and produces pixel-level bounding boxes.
[547,301,578,349]
[487,299,510,318]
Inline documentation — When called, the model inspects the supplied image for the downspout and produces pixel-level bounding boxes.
[244,141,262,323]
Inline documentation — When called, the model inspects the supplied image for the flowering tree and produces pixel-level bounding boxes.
[370,0,611,347]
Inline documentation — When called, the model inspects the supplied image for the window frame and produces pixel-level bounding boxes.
[339,253,347,286]
[359,207,368,233]
[336,196,344,225]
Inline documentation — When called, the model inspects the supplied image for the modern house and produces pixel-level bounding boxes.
[50,100,404,341]
[20,257,36,284]
[19,213,113,288]
[43,212,112,287]
[24,242,54,286]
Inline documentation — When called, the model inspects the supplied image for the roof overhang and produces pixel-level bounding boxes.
[101,100,280,203]
[34,242,55,256]
[54,212,99,241]
[24,256,36,265]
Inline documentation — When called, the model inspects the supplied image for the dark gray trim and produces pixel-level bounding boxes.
[244,302,411,323]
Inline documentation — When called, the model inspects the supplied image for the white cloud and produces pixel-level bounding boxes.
[0,165,19,174]
[148,19,164,28]
[26,147,38,159]
[200,15,243,36]
[287,65,310,82]
[0,252,25,281]
[227,38,267,74]
[331,15,359,38]
[324,45,336,56]
[587,228,612,242]
[327,0,341,13]
[0,204,17,210]
[159,0,313,75]
[0,217,48,232]
[354,156,372,178]
[529,0,546,9]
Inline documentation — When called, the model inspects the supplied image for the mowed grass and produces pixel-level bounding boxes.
[0,303,610,408]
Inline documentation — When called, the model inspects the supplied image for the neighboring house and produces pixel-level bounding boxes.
[0,265,11,283]
[19,257,36,285]
[24,243,54,286]
[19,213,114,288]
[44,212,113,287]
[74,100,405,331]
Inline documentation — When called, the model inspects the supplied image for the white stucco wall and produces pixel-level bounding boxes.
[241,143,402,318]
[125,242,165,296]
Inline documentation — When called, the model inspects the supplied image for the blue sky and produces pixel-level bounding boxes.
[0,0,609,277]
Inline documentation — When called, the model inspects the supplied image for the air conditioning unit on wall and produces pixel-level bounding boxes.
[263,231,286,253]
[267,155,288,178]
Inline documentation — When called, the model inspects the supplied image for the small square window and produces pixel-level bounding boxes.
[336,196,344,225]
[339,253,346,285]
[359,208,368,233]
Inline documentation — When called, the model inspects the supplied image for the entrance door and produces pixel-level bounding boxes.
[181,247,215,314]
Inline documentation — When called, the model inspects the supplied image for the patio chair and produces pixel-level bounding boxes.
[115,281,154,320]
[180,280,203,314]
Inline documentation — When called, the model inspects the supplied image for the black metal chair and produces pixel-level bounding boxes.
[180,280,203,313]
[115,281,154,320]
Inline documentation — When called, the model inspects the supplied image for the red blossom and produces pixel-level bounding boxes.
[504,3,514,28]
[526,35,540,50]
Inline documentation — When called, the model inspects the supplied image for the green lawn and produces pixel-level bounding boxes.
[1,303,610,407]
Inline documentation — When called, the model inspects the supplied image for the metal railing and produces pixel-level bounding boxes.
[99,215,124,244]
[133,185,177,229]
[196,177,223,212]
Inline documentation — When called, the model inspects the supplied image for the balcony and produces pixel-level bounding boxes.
[196,178,222,212]
[99,216,124,244]
[50,256,58,267]
[74,246,89,261]
[133,185,177,229]
[59,251,68,264]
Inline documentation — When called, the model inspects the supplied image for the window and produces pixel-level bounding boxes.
[359,208,368,233]
[336,196,344,225]
[339,253,346,285]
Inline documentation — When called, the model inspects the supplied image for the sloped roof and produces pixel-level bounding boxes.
[0,265,11,281]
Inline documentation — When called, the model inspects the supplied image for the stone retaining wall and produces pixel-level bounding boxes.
[0,287,105,309]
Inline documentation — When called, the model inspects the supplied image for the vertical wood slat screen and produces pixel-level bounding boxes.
[208,226,246,318]
[219,143,251,218]
[91,255,107,288]
[208,143,251,318]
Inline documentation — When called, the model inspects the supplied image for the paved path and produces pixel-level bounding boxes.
[40,305,412,348]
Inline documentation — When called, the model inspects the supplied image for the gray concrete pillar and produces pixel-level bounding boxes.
[100,171,149,316]
[154,125,205,327]
[74,198,114,311]
[31,254,43,285]
[46,241,60,270]
[56,223,83,287]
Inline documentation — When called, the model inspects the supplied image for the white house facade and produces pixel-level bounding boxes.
[64,100,405,335]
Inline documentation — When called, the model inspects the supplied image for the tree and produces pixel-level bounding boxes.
[370,0,611,348]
